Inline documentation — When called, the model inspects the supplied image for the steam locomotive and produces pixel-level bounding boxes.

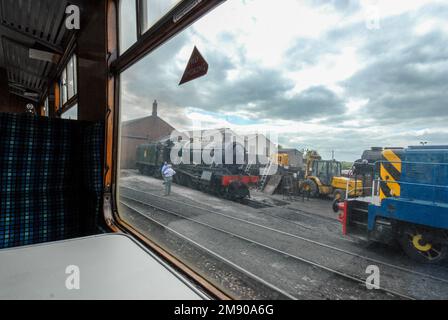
[135,141,259,199]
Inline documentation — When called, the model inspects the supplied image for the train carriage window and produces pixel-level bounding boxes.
[140,0,181,33]
[119,0,138,54]
[61,68,68,107]
[67,56,75,99]
[60,54,77,107]
[61,104,78,120]
[42,96,49,117]
[116,0,448,299]
[73,54,78,95]
[59,54,78,113]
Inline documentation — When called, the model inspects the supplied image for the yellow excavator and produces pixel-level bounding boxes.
[300,150,362,200]
[274,153,289,167]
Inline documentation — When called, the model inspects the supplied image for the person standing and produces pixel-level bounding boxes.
[161,162,168,178]
[162,164,176,196]
[161,161,168,186]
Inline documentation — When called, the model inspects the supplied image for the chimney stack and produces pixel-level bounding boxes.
[152,99,158,116]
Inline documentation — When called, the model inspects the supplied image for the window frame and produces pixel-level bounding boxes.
[112,0,225,72]
[103,0,228,299]
[58,52,79,118]
[122,0,185,55]
[61,103,79,120]
[43,96,49,117]
[110,0,226,200]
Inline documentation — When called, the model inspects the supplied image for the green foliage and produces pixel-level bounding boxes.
[341,161,353,170]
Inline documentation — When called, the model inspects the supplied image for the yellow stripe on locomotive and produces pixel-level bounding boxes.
[379,149,403,200]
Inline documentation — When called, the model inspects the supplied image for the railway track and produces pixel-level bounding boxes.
[121,185,314,231]
[244,190,344,228]
[119,185,448,288]
[119,201,296,300]
[120,188,441,298]
[284,205,341,223]
[240,194,340,222]
[254,197,342,225]
[237,198,273,209]
[119,197,409,299]
[256,200,343,229]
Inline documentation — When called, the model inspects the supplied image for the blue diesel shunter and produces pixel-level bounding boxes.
[340,146,448,263]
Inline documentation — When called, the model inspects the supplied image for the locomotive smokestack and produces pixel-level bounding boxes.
[152,100,158,117]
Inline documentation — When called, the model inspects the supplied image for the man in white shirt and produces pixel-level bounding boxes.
[161,162,168,177]
[161,161,168,186]
[162,164,176,196]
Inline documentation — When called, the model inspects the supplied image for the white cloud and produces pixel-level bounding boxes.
[346,98,369,113]
[287,46,362,96]
[120,0,448,161]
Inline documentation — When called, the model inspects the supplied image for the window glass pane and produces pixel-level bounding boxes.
[61,104,78,120]
[329,162,339,177]
[118,0,448,299]
[67,55,75,100]
[44,97,49,117]
[141,0,180,33]
[119,0,137,54]
[73,54,77,95]
[61,68,67,105]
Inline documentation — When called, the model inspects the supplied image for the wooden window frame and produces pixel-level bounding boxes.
[122,0,186,56]
[58,52,79,117]
[41,95,49,117]
[103,0,229,299]
[112,0,225,72]
[108,0,226,199]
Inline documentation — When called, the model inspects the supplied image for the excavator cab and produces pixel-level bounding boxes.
[302,151,362,199]
[311,160,341,185]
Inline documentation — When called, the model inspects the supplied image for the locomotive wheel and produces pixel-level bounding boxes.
[398,226,448,263]
[184,176,193,188]
[137,165,144,175]
[227,181,249,200]
[178,174,187,186]
[217,186,226,198]
[301,179,318,197]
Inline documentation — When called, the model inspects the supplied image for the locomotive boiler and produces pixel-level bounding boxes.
[136,140,259,199]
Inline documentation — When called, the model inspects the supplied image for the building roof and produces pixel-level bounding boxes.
[244,133,276,145]
[183,127,236,137]
[279,148,302,154]
[122,114,170,127]
[122,114,176,142]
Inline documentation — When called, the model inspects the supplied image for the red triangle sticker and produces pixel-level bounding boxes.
[179,46,209,85]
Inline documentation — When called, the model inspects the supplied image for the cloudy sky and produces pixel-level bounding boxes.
[120,0,448,161]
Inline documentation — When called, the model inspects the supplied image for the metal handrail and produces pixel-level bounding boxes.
[378,179,448,189]
[374,160,448,166]
[345,160,448,202]
[344,174,374,199]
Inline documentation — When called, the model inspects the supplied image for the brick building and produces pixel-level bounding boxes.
[120,100,175,169]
